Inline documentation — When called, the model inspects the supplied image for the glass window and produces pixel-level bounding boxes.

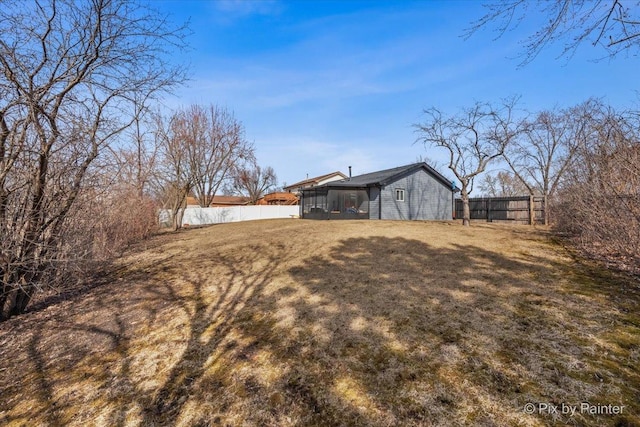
[396,189,405,202]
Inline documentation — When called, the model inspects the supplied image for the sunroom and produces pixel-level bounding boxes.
[301,187,369,220]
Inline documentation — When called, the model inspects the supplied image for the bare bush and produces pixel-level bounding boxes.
[554,107,640,273]
[0,0,186,320]
[81,185,158,261]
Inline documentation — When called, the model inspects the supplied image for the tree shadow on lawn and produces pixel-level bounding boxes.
[0,240,286,426]
[250,237,639,426]
[1,233,638,426]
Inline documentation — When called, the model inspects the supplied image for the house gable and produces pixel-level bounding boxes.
[378,168,453,220]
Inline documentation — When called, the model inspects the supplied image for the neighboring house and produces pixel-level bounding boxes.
[186,195,250,207]
[299,162,458,220]
[256,192,299,205]
[283,171,348,194]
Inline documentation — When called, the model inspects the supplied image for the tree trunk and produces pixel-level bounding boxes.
[1,286,30,320]
[461,186,470,226]
[8,287,31,317]
[0,291,7,321]
[529,194,535,226]
[174,208,185,231]
[170,187,189,230]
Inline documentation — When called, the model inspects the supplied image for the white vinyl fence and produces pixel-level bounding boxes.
[159,205,300,227]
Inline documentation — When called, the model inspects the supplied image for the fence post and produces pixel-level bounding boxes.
[487,198,491,222]
[529,194,534,226]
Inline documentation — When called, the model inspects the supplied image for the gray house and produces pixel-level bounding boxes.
[300,162,457,220]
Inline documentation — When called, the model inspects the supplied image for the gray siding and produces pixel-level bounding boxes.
[380,169,452,220]
[368,187,380,219]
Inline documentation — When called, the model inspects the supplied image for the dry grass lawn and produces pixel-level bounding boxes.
[0,219,638,426]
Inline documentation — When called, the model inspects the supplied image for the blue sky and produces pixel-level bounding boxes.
[155,0,638,189]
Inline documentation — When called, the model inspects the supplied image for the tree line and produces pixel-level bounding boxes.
[418,0,640,271]
[151,104,276,231]
[416,98,639,273]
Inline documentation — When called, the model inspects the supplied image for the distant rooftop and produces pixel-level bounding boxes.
[283,171,347,191]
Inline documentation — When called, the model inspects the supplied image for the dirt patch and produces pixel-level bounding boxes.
[1,219,638,426]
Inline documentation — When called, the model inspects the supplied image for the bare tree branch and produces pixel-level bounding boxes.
[465,0,640,66]
[231,163,277,204]
[415,97,521,226]
[0,0,188,320]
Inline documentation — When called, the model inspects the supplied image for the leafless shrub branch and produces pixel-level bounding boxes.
[0,0,187,319]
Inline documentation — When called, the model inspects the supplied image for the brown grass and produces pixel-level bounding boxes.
[0,219,638,426]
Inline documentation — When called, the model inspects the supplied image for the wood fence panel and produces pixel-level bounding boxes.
[455,196,545,225]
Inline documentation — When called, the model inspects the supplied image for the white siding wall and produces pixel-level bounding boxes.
[317,175,347,185]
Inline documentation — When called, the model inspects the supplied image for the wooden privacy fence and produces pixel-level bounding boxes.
[454,196,546,225]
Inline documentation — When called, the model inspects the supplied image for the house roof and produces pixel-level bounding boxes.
[306,162,458,191]
[283,171,347,191]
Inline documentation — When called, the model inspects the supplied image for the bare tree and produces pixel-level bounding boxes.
[502,100,600,223]
[232,163,277,204]
[152,111,193,231]
[0,0,187,320]
[415,98,520,226]
[465,0,640,65]
[152,104,254,229]
[184,105,254,208]
[479,171,531,197]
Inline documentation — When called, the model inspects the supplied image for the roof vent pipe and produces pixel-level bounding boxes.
[348,166,352,180]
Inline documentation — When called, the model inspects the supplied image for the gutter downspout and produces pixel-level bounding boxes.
[451,181,456,220]
[452,191,455,220]
[379,185,383,219]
